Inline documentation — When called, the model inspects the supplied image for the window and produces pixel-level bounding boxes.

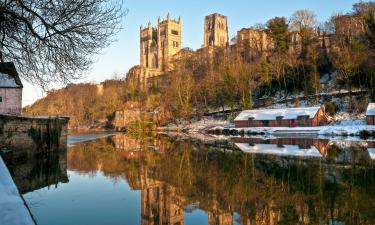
[0,96,2,102]
[171,29,179,35]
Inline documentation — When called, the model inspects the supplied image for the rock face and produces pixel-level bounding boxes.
[0,115,69,156]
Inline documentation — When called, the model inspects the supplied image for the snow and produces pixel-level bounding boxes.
[332,112,366,125]
[0,72,21,88]
[368,148,375,160]
[366,103,375,116]
[234,106,321,121]
[159,117,233,133]
[0,156,35,225]
[235,143,322,157]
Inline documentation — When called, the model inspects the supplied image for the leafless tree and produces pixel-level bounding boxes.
[290,9,317,32]
[0,0,126,89]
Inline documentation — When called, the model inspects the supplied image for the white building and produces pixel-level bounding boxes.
[0,62,23,115]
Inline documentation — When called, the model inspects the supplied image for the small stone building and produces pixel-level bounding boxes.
[113,101,144,131]
[234,106,330,128]
[0,62,23,115]
[366,103,375,125]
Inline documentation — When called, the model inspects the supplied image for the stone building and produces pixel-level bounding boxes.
[236,28,273,61]
[140,13,182,82]
[0,62,23,115]
[113,101,144,131]
[204,13,229,48]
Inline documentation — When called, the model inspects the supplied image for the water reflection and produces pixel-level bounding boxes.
[22,134,375,225]
[3,149,68,194]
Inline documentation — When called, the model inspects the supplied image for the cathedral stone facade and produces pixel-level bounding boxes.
[204,13,229,48]
[139,14,181,82]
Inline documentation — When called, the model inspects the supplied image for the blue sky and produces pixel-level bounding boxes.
[22,0,360,106]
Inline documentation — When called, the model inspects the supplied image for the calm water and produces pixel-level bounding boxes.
[6,134,375,225]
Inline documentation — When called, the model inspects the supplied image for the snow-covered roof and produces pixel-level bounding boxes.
[366,103,375,116]
[368,148,375,160]
[235,143,322,157]
[0,62,23,88]
[234,106,321,121]
[0,72,21,88]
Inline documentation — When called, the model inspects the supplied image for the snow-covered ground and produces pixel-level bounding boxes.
[0,157,35,225]
[158,117,233,133]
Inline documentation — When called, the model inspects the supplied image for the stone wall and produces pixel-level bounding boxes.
[0,115,69,156]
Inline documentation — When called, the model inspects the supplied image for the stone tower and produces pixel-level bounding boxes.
[204,13,229,48]
[140,14,182,72]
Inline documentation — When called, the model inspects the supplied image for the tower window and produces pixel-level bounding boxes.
[172,41,179,48]
[171,30,179,35]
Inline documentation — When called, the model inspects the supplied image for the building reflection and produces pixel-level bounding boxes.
[65,134,375,225]
[232,137,331,157]
[2,150,68,194]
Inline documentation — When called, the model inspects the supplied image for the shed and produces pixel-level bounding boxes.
[234,106,330,128]
[366,103,375,125]
[0,62,23,115]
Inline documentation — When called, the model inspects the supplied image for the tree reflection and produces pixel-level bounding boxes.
[65,135,375,225]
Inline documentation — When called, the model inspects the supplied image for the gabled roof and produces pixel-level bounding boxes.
[366,103,375,116]
[0,62,23,88]
[234,106,321,121]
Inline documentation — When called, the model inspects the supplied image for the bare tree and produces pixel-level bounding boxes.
[290,9,317,32]
[0,0,126,89]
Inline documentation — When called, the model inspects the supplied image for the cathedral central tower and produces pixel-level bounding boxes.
[204,13,229,48]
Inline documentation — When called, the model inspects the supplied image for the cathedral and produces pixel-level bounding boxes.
[139,13,182,82]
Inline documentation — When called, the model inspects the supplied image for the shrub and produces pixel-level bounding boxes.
[325,101,337,116]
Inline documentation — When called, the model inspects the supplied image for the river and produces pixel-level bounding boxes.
[6,133,375,225]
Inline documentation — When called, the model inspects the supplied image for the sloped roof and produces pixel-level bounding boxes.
[234,106,321,121]
[368,148,375,160]
[366,103,375,116]
[0,62,23,88]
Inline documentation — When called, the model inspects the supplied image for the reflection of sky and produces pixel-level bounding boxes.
[185,209,208,225]
[23,171,141,225]
[235,143,322,157]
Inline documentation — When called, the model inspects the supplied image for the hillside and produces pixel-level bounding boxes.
[24,80,126,127]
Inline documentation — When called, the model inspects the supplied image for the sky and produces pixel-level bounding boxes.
[22,0,360,106]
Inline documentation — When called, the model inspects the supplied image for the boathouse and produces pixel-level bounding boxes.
[234,106,330,128]
[0,62,23,115]
[366,103,375,125]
